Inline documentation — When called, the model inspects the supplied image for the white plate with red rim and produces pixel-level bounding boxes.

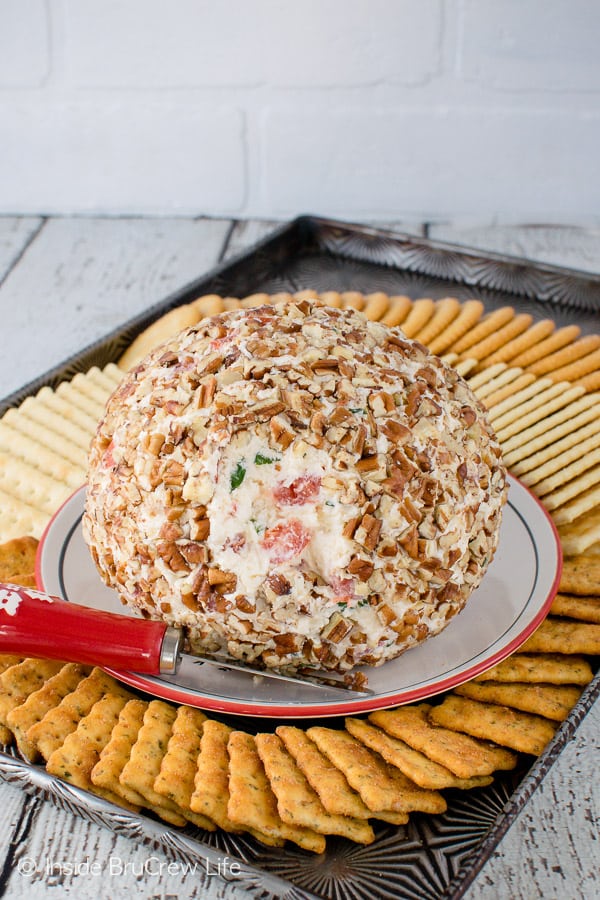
[36,475,561,719]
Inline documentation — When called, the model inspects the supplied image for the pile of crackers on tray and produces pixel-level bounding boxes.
[0,290,600,853]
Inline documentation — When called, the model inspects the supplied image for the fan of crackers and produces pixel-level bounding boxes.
[0,290,599,853]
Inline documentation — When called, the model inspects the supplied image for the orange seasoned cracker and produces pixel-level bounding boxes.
[474,653,593,686]
[362,292,390,322]
[369,704,517,778]
[559,554,600,595]
[452,306,515,355]
[345,717,492,790]
[550,593,600,623]
[454,681,582,722]
[519,617,600,655]
[7,662,89,761]
[256,733,374,844]
[227,731,325,853]
[429,695,557,756]
[91,699,149,808]
[307,725,446,815]
[276,725,407,824]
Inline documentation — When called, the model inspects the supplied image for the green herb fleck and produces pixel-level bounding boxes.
[325,500,335,507]
[337,601,348,610]
[350,407,365,415]
[251,518,265,534]
[357,598,369,607]
[230,461,246,491]
[255,452,276,465]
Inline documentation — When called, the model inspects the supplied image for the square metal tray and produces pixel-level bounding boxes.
[1,216,599,900]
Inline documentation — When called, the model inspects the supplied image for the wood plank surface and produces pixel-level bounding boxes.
[0,216,598,900]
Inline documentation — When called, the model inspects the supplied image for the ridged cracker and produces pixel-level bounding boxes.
[473,653,593,686]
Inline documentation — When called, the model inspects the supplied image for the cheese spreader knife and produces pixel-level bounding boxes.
[0,584,372,695]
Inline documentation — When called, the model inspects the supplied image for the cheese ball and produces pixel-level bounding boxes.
[83,301,508,674]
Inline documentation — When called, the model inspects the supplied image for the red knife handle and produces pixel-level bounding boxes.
[0,584,182,675]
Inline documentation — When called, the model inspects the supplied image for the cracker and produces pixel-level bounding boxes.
[473,653,593,686]
[368,704,517,779]
[501,393,600,467]
[227,731,326,853]
[452,306,515,355]
[153,705,215,830]
[91,699,150,808]
[119,303,203,371]
[552,585,600,619]
[381,295,412,327]
[1,406,88,469]
[399,298,435,339]
[467,363,508,394]
[239,293,270,308]
[7,662,89,761]
[429,695,557,756]
[0,655,23,675]
[28,667,130,761]
[519,617,600,656]
[190,294,227,316]
[189,719,242,832]
[454,681,582,722]
[482,373,538,409]
[573,370,600,393]
[34,385,101,434]
[294,289,320,301]
[454,358,478,377]
[560,554,600,595]
[558,505,600,556]
[0,421,85,490]
[509,324,581,369]
[46,693,129,797]
[0,453,72,517]
[256,733,375,844]
[275,725,407,824]
[415,297,461,346]
[318,291,343,309]
[56,378,109,418]
[527,334,600,377]
[541,463,600,511]
[0,536,38,580]
[340,291,365,310]
[547,347,600,385]
[0,659,64,730]
[521,434,600,490]
[307,725,446,815]
[4,572,36,587]
[552,481,600,526]
[485,376,554,427]
[428,299,484,355]
[481,319,556,367]
[511,417,600,478]
[536,439,600,496]
[344,717,493,790]
[467,314,533,367]
[119,700,187,826]
[362,292,390,322]
[496,385,585,446]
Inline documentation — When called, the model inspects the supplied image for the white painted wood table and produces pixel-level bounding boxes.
[0,216,599,900]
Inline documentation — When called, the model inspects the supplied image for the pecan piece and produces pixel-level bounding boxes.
[157,541,189,573]
[354,514,382,551]
[347,557,374,581]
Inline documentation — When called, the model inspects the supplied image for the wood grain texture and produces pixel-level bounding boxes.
[0,216,598,900]
[0,217,43,282]
[0,216,231,398]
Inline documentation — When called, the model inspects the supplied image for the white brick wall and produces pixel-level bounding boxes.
[0,0,598,222]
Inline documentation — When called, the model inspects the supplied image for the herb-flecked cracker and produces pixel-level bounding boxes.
[7,662,89,760]
[276,725,408,825]
[369,704,517,778]
[307,726,446,815]
[430,695,557,756]
[227,730,326,853]
[256,733,375,844]
[345,717,493,790]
